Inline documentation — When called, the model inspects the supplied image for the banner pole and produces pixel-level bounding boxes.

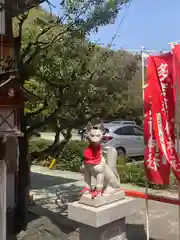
[142,47,150,240]
[169,41,180,240]
[176,77,180,240]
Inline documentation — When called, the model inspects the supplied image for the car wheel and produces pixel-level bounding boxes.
[116,147,126,157]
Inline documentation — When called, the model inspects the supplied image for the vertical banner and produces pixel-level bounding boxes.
[150,53,180,183]
[173,45,180,98]
[144,56,170,184]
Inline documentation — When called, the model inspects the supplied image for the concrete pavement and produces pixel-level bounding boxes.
[30,165,179,240]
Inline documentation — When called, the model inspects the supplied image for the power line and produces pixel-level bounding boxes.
[108,0,133,46]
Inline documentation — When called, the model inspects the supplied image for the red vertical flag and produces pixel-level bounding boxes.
[144,56,170,184]
[173,45,180,99]
[145,52,180,184]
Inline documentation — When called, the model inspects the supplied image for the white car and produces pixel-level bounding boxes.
[101,123,145,157]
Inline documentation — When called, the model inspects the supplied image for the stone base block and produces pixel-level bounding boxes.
[79,190,125,207]
[68,197,141,228]
[80,218,126,240]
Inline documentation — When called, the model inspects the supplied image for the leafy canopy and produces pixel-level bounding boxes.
[13,1,139,157]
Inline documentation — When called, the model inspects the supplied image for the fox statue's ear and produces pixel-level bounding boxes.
[99,122,105,134]
[86,122,93,132]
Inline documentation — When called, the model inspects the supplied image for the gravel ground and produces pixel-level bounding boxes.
[68,199,179,240]
[7,165,179,240]
[7,199,179,240]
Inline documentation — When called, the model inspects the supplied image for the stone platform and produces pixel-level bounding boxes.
[68,197,142,240]
[68,197,140,228]
[79,190,125,207]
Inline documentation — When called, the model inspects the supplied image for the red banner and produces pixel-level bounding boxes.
[144,56,170,184]
[147,53,180,183]
[173,45,180,100]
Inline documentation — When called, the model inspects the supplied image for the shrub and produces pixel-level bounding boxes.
[117,162,145,185]
[29,138,88,172]
[117,163,167,189]
[56,140,89,172]
[29,138,52,153]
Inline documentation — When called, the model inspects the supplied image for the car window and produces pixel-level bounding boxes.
[114,126,135,135]
[133,127,144,136]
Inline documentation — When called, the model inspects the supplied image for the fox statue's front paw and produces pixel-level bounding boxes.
[91,189,103,199]
[80,187,90,194]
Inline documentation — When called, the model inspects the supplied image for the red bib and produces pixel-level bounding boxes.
[83,144,102,165]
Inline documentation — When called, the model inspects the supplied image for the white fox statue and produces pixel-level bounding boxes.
[81,122,121,199]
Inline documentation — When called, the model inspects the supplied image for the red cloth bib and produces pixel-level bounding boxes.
[83,144,102,165]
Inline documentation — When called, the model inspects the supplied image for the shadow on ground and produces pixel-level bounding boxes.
[31,172,77,189]
[126,224,159,240]
[28,204,161,240]
[8,171,175,239]
[29,203,155,240]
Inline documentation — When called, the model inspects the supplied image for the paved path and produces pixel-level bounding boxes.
[30,165,179,240]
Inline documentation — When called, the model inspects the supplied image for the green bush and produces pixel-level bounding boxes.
[117,162,145,185]
[56,140,89,172]
[29,138,176,190]
[29,138,88,172]
[29,138,52,153]
[117,163,166,189]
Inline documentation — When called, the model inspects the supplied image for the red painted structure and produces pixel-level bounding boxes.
[122,188,180,206]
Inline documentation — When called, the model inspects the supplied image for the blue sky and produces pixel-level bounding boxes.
[43,0,180,52]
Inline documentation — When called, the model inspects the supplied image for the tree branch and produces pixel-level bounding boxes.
[54,127,61,143]
[31,127,72,160]
[22,0,92,65]
[58,114,97,130]
[14,13,29,70]
[22,87,45,100]
[26,101,62,134]
[23,25,79,65]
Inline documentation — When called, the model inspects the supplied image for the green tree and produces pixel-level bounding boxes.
[27,40,138,160]
[13,0,132,232]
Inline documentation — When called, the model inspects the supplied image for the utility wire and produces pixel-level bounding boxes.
[108,0,133,47]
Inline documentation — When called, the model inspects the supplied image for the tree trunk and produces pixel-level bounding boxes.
[13,133,30,233]
[32,129,72,160]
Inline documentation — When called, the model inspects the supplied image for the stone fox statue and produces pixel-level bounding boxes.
[81,122,120,198]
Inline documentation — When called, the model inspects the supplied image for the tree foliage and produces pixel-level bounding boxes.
[23,26,139,158]
[12,2,139,157]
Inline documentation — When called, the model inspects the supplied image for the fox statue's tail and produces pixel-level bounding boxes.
[102,146,120,188]
[105,146,120,181]
[104,164,120,188]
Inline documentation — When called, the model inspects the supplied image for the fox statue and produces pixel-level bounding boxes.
[81,122,120,199]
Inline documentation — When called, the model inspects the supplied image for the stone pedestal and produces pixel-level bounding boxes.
[68,197,142,240]
[80,218,126,240]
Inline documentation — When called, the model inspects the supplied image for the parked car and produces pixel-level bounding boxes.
[101,123,144,157]
[103,120,136,125]
[110,120,136,125]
